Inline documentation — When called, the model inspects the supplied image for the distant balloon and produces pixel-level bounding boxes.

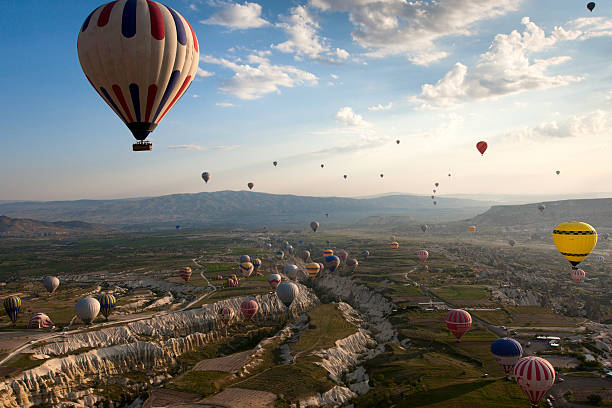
[276,250,285,260]
[434,182,439,187]
[42,276,60,294]
[273,161,278,167]
[445,309,472,340]
[3,295,21,325]
[396,140,400,144]
[421,224,428,233]
[265,243,273,249]
[361,250,370,259]
[276,282,299,308]
[252,258,262,272]
[321,164,325,168]
[343,174,348,180]
[416,250,429,263]
[433,189,436,193]
[240,255,251,263]
[390,241,399,249]
[247,182,254,190]
[302,250,311,262]
[431,195,435,199]
[323,249,334,257]
[448,173,451,177]
[491,338,523,375]
[514,356,555,407]
[380,173,384,178]
[282,241,289,248]
[179,267,192,281]
[594,255,605,263]
[326,239,330,245]
[202,172,210,183]
[476,141,488,155]
[286,245,294,253]
[603,233,609,240]
[306,262,320,278]
[310,221,319,232]
[555,170,560,175]
[587,2,596,11]
[325,213,329,218]
[240,300,258,321]
[240,262,254,278]
[284,264,299,280]
[76,297,100,325]
[324,255,341,272]
[552,222,597,268]
[469,226,476,233]
[176,225,181,230]
[433,201,437,206]
[508,240,516,247]
[267,274,281,291]
[218,306,234,324]
[337,250,348,262]
[99,294,116,320]
[318,262,325,273]
[538,204,546,213]
[29,312,54,329]
[571,268,585,283]
[346,258,358,272]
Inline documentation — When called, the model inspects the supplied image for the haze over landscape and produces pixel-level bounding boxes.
[0,1,611,408]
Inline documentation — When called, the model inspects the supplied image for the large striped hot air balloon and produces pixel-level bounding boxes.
[179,267,192,281]
[324,255,340,272]
[306,262,320,278]
[77,0,199,151]
[241,300,258,321]
[252,258,262,272]
[390,241,399,249]
[552,222,597,269]
[99,294,117,319]
[218,306,234,324]
[514,356,555,407]
[490,338,522,376]
[416,250,429,263]
[267,274,281,291]
[240,262,254,278]
[323,249,334,257]
[570,268,585,284]
[445,309,472,341]
[3,296,21,325]
[28,313,54,329]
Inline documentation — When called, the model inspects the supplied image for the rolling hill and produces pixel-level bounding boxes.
[0,215,112,237]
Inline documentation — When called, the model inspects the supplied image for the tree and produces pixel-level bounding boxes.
[587,394,603,406]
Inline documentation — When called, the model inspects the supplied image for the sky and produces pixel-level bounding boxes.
[2,0,612,201]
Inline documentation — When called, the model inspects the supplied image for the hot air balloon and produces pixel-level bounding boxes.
[433,201,437,206]
[240,262,254,278]
[247,182,254,190]
[571,268,585,284]
[587,2,596,11]
[346,258,358,272]
[302,250,311,262]
[267,273,281,291]
[286,245,294,253]
[321,164,324,168]
[552,222,597,269]
[42,276,60,294]
[3,296,21,325]
[273,161,278,167]
[306,262,320,278]
[284,264,299,280]
[202,172,210,183]
[469,226,476,233]
[276,282,299,308]
[28,313,54,329]
[390,235,396,241]
[508,240,516,247]
[555,170,560,175]
[99,294,116,319]
[226,275,239,287]
[390,241,399,249]
[77,0,199,151]
[252,258,262,272]
[490,338,522,376]
[396,140,400,144]
[76,297,100,325]
[240,255,251,263]
[325,213,329,218]
[380,173,384,178]
[431,195,435,199]
[318,262,325,273]
[416,250,429,263]
[514,356,555,407]
[176,225,181,229]
[218,306,234,324]
[337,250,348,262]
[344,174,348,179]
[445,309,472,341]
[433,189,436,193]
[241,300,258,320]
[434,182,439,187]
[361,250,370,259]
[179,266,192,281]
[448,173,451,177]
[282,241,289,248]
[276,250,284,259]
[421,224,428,233]
[538,204,546,213]
[323,249,334,257]
[476,141,488,155]
[310,221,319,232]
[324,255,341,272]
[594,255,605,263]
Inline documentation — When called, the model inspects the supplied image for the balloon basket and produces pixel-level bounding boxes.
[133,141,152,151]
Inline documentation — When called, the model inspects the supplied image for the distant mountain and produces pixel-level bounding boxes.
[0,191,492,227]
[0,215,112,237]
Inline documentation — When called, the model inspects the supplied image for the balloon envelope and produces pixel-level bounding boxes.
[247,182,254,190]
[491,338,522,374]
[3,296,21,324]
[42,276,60,293]
[302,250,311,262]
[587,2,596,11]
[416,250,429,263]
[99,294,117,318]
[240,255,251,263]
[552,222,597,267]
[218,306,234,324]
[239,262,254,278]
[267,273,281,290]
[514,356,555,405]
[276,282,299,307]
[324,255,340,272]
[76,297,100,325]
[240,300,258,320]
[571,268,585,284]
[310,221,319,232]
[179,266,192,281]
[390,241,399,249]
[29,312,54,329]
[201,172,210,183]
[284,264,299,280]
[476,141,488,155]
[445,309,472,340]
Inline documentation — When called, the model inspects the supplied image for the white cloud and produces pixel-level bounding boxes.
[330,74,339,80]
[213,145,240,151]
[334,106,371,127]
[197,67,214,78]
[411,17,585,109]
[368,102,392,111]
[566,17,612,39]
[310,0,521,65]
[201,54,318,99]
[273,6,350,63]
[216,102,236,108]
[189,4,197,11]
[168,144,205,151]
[506,110,609,140]
[201,2,269,29]
[192,94,200,98]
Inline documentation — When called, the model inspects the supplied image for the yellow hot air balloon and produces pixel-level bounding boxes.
[390,241,399,249]
[552,222,597,268]
[306,262,320,278]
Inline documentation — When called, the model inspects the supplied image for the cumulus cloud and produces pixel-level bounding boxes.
[368,102,392,111]
[411,17,585,109]
[506,110,609,140]
[273,6,350,63]
[201,54,318,99]
[310,0,521,65]
[216,102,236,107]
[202,2,269,29]
[334,106,371,127]
[197,67,214,78]
[168,144,205,151]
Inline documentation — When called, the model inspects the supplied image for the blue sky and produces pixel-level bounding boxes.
[1,0,612,200]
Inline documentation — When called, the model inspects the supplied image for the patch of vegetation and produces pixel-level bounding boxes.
[292,303,357,353]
